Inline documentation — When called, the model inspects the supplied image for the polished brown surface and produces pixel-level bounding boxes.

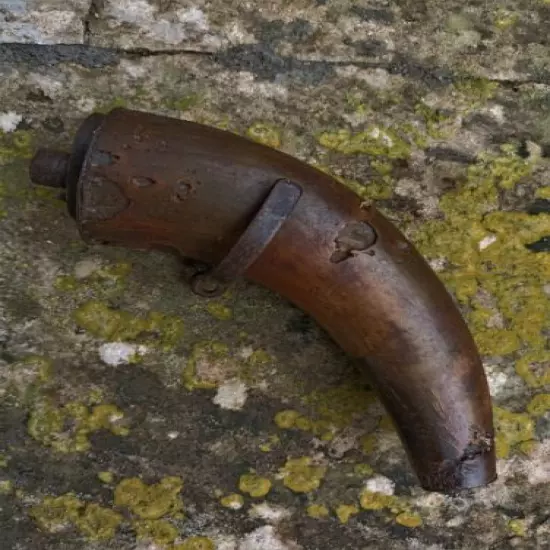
[30,107,497,493]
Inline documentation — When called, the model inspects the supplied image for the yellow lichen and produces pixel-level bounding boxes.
[174,537,215,550]
[535,186,550,199]
[134,519,178,546]
[516,351,550,387]
[527,394,550,416]
[114,477,183,519]
[206,302,233,321]
[507,519,527,537]
[361,434,377,454]
[306,504,329,519]
[395,512,423,528]
[74,300,184,349]
[75,503,123,541]
[30,495,122,540]
[220,493,244,509]
[238,473,272,498]
[246,122,281,149]
[317,127,411,159]
[28,400,129,453]
[98,471,114,484]
[279,457,327,493]
[182,341,231,390]
[335,504,359,524]
[303,385,377,428]
[359,490,397,510]
[0,480,13,494]
[493,407,536,458]
[353,464,375,477]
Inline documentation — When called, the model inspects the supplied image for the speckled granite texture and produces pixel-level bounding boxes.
[0,1,549,549]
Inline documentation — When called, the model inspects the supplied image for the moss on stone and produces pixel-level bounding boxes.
[114,477,183,520]
[0,480,14,494]
[306,504,329,519]
[174,537,215,550]
[3,355,52,404]
[535,186,550,199]
[0,130,34,163]
[206,302,233,321]
[238,473,272,498]
[359,490,397,510]
[220,493,244,509]
[30,494,84,533]
[170,94,200,111]
[395,512,423,528]
[28,399,129,453]
[274,409,300,429]
[74,300,184,349]
[246,122,281,148]
[280,457,327,493]
[516,351,550,388]
[507,518,527,537]
[75,503,123,541]
[493,407,536,458]
[183,341,230,390]
[526,394,550,416]
[303,385,377,428]
[335,504,359,524]
[353,463,375,477]
[317,127,411,159]
[134,519,178,546]
[98,471,114,484]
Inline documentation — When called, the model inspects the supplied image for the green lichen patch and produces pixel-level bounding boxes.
[335,504,359,524]
[527,394,550,416]
[279,457,327,493]
[353,463,375,477]
[507,518,527,537]
[30,495,122,541]
[493,407,536,458]
[238,473,272,498]
[28,400,129,453]
[74,300,184,349]
[1,355,52,404]
[182,341,232,390]
[307,504,329,519]
[114,477,183,520]
[76,503,123,541]
[273,409,336,441]
[302,384,377,429]
[0,130,34,163]
[395,512,423,528]
[174,537,215,550]
[134,519,178,546]
[98,471,115,484]
[206,302,233,321]
[220,493,244,509]
[412,145,549,363]
[359,490,399,511]
[246,122,281,148]
[0,479,14,494]
[169,93,200,111]
[317,127,411,159]
[516,351,550,388]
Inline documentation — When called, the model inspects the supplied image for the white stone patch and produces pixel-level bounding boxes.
[485,366,509,396]
[176,7,209,31]
[99,342,147,366]
[0,112,22,133]
[365,475,395,495]
[74,258,102,279]
[486,104,506,124]
[105,0,155,25]
[215,536,238,550]
[213,379,248,410]
[526,440,550,485]
[167,431,179,440]
[249,503,291,523]
[479,234,497,251]
[236,72,289,100]
[239,526,300,550]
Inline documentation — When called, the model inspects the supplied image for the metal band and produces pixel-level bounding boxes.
[190,179,302,297]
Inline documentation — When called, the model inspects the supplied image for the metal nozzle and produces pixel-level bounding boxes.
[29,149,70,188]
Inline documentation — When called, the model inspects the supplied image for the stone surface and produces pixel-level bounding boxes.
[1,1,550,549]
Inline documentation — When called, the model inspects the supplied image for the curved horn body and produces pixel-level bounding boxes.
[30,108,496,493]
